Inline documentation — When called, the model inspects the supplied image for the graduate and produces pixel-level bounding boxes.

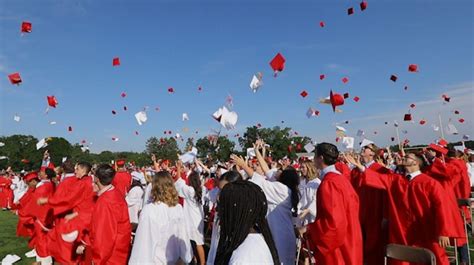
[112,159,132,196]
[16,172,39,238]
[174,166,206,265]
[345,151,453,265]
[231,140,300,265]
[349,140,390,265]
[125,175,145,228]
[129,171,192,264]
[298,160,321,225]
[22,168,55,265]
[37,161,95,264]
[215,180,280,265]
[307,143,362,265]
[0,171,13,210]
[80,164,131,265]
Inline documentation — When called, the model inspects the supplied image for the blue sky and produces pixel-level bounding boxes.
[0,0,473,152]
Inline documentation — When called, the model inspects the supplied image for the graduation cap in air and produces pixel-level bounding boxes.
[347,7,354,15]
[212,106,238,130]
[360,1,368,11]
[306,107,319,118]
[390,75,398,82]
[250,72,263,93]
[404,86,409,91]
[112,110,117,115]
[182,113,189,121]
[123,106,128,111]
[168,87,175,94]
[428,143,448,155]
[36,138,48,150]
[459,118,465,123]
[330,90,345,112]
[320,74,325,80]
[135,111,148,125]
[342,77,349,84]
[112,137,119,142]
[47,96,58,108]
[419,119,426,125]
[13,115,21,122]
[8,72,22,85]
[300,90,308,98]
[319,21,325,28]
[342,137,355,150]
[353,96,360,102]
[403,113,412,121]
[410,103,416,108]
[21,21,32,33]
[445,123,458,135]
[454,110,460,114]
[343,93,350,99]
[121,92,127,98]
[112,57,120,66]
[269,53,286,76]
[408,64,419,72]
[442,94,450,102]
[68,126,73,132]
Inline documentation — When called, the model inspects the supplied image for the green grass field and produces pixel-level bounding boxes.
[0,210,35,265]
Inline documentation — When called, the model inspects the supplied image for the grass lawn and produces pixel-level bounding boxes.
[0,210,35,265]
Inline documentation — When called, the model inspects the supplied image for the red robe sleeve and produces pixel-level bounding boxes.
[308,179,347,255]
[92,200,118,264]
[429,181,451,238]
[48,178,83,215]
[362,168,394,190]
[335,162,351,182]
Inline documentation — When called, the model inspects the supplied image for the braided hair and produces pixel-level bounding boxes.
[215,181,280,265]
[278,168,301,217]
[188,171,203,205]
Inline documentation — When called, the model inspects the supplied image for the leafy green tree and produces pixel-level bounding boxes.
[195,136,235,162]
[145,137,180,161]
[0,135,41,171]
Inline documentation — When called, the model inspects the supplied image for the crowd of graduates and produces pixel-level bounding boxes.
[1,138,474,265]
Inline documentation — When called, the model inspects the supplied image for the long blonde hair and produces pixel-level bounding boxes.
[302,160,318,181]
[151,171,179,206]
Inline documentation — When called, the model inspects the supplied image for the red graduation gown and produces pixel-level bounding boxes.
[423,158,466,245]
[0,177,13,208]
[16,187,35,238]
[23,180,54,257]
[335,161,351,182]
[112,171,132,197]
[363,169,452,265]
[351,162,390,265]
[448,158,471,222]
[308,171,363,265]
[46,176,95,264]
[90,187,131,265]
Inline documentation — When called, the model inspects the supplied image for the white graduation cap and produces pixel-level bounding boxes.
[0,156,8,160]
[463,134,470,140]
[393,121,399,127]
[212,106,238,130]
[176,133,181,139]
[249,73,263,93]
[13,115,20,122]
[80,146,89,152]
[179,147,198,164]
[182,113,189,121]
[432,124,440,131]
[306,107,317,118]
[135,111,148,126]
[112,137,119,142]
[0,142,4,147]
[454,145,465,152]
[36,138,48,150]
[1,254,21,265]
[336,126,347,132]
[342,136,355,149]
[62,157,68,163]
[360,139,375,148]
[304,143,315,153]
[49,121,57,125]
[246,148,256,158]
[446,123,458,135]
[356,129,365,137]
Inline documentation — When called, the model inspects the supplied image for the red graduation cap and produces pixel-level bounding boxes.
[319,21,325,28]
[300,90,308,98]
[454,110,460,114]
[419,119,426,125]
[320,74,325,80]
[342,77,349,84]
[343,93,350,99]
[81,139,87,144]
[168,130,172,134]
[403,114,412,121]
[116,159,126,167]
[442,94,450,102]
[112,110,117,115]
[391,137,395,142]
[24,172,39,182]
[8,72,22,85]
[123,106,127,111]
[459,118,465,123]
[438,139,448,147]
[155,107,160,111]
[68,126,73,132]
[269,53,286,75]
[21,21,32,33]
[256,123,262,128]
[390,75,398,82]
[121,92,127,98]
[330,90,345,112]
[112,57,120,66]
[404,86,409,91]
[428,143,448,155]
[47,96,58,108]
[168,87,175,93]
[360,1,368,11]
[135,131,139,135]
[374,131,378,135]
[21,159,30,164]
[410,103,416,108]
[347,7,354,15]
[314,110,320,116]
[408,64,418,72]
[353,96,360,102]
[344,120,350,124]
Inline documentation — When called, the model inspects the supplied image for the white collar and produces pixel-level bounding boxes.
[364,160,375,168]
[61,173,75,182]
[320,165,341,181]
[98,185,114,196]
[406,170,422,181]
[36,179,51,187]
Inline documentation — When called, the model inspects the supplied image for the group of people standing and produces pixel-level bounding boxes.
[1,138,473,265]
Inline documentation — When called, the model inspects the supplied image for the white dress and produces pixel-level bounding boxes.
[174,178,205,245]
[126,186,144,224]
[229,233,274,265]
[250,172,296,265]
[128,202,192,265]
[299,178,321,225]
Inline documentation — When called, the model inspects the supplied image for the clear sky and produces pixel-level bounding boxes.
[0,0,473,153]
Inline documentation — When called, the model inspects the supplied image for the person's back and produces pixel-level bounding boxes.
[229,233,274,265]
[113,170,132,196]
[92,187,131,265]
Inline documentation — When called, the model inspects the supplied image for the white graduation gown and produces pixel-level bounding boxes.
[174,178,205,245]
[299,178,321,225]
[250,173,296,265]
[126,186,144,224]
[229,233,274,265]
[128,202,192,265]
